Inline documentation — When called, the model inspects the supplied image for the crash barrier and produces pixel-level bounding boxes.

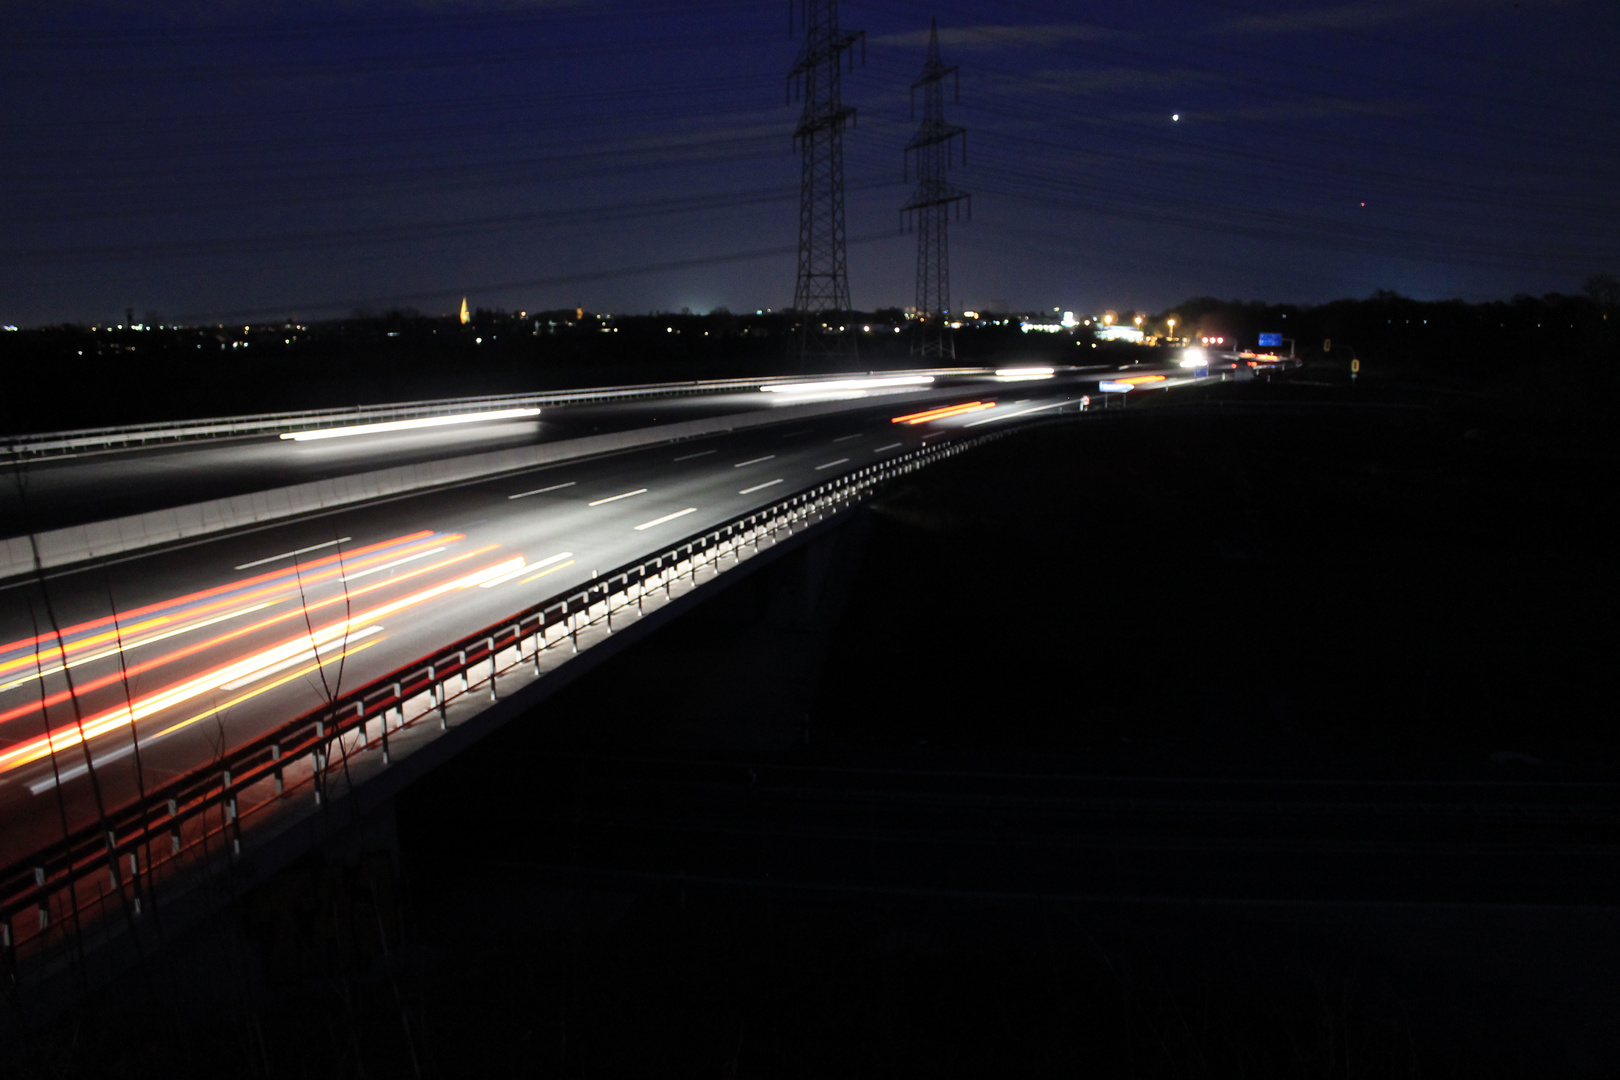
[1,368,997,460]
[0,403,1085,981]
[0,382,999,582]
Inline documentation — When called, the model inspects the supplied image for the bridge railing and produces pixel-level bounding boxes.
[0,402,1079,977]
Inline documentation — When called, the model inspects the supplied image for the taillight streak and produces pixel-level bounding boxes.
[0,531,449,678]
[0,544,498,735]
[0,549,514,778]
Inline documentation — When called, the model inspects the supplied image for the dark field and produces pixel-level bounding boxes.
[13,377,1618,1078]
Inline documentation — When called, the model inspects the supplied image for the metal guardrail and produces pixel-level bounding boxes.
[0,368,1004,460]
[0,384,745,459]
[0,408,1066,975]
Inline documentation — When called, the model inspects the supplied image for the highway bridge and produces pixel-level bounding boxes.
[0,355,1250,1006]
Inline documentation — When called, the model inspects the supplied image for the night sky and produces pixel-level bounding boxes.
[2,0,1615,327]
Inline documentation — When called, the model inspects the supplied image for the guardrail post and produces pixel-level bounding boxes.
[487,637,498,700]
[168,799,181,854]
[34,868,47,930]
[223,769,240,854]
[272,744,284,794]
[429,664,447,729]
[104,830,120,890]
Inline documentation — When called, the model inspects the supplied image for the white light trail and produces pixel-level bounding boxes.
[479,551,574,588]
[340,547,446,583]
[220,626,385,690]
[964,400,1072,427]
[278,408,540,442]
[761,375,934,394]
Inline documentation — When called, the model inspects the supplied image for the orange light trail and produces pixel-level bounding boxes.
[0,532,450,681]
[890,401,995,425]
[0,543,496,730]
[0,550,514,777]
[1114,376,1166,386]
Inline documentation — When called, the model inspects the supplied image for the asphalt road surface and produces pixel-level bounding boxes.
[0,368,1162,869]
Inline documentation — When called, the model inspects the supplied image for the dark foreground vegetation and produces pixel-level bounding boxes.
[2,278,1615,434]
[9,361,1616,1078]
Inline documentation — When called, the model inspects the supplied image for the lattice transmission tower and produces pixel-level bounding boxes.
[902,18,969,361]
[788,0,863,362]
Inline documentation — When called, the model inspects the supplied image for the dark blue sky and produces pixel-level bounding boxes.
[2,0,1615,326]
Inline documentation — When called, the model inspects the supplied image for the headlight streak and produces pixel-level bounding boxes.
[0,543,496,732]
[519,560,576,585]
[339,546,447,583]
[218,625,386,691]
[278,408,541,442]
[963,399,1073,427]
[890,401,995,425]
[761,375,934,394]
[0,550,519,778]
[481,550,574,588]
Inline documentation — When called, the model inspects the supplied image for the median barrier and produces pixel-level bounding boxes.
[0,386,980,581]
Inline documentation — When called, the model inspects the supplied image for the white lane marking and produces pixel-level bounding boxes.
[739,479,784,495]
[832,433,862,442]
[235,537,353,571]
[874,442,902,453]
[733,455,775,468]
[814,458,850,471]
[634,508,698,531]
[964,400,1070,427]
[674,449,717,461]
[479,551,573,588]
[508,481,575,500]
[780,428,812,438]
[340,547,446,583]
[588,488,649,506]
[219,626,385,690]
[520,559,576,584]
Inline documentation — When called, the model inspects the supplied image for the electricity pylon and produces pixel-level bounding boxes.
[788,0,863,362]
[902,18,969,361]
